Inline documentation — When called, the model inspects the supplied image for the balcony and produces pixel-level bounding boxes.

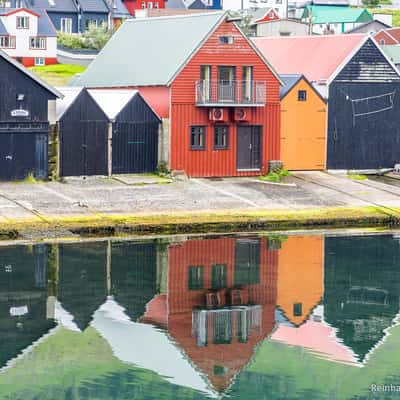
[195,80,266,106]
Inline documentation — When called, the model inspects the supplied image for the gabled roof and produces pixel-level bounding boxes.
[87,89,139,120]
[56,86,84,119]
[346,19,391,34]
[0,48,61,97]
[28,0,78,13]
[188,0,206,9]
[246,7,279,24]
[381,44,400,64]
[253,34,367,83]
[34,8,58,36]
[76,0,109,13]
[72,12,227,87]
[279,74,302,99]
[376,27,400,44]
[302,5,373,24]
[106,0,130,18]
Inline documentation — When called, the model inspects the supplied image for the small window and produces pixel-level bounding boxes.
[190,126,206,150]
[211,264,227,289]
[293,303,303,317]
[298,90,307,101]
[148,1,153,7]
[214,125,229,149]
[219,36,234,44]
[85,18,98,29]
[16,16,29,29]
[380,39,385,45]
[30,37,46,49]
[0,36,15,48]
[188,266,204,290]
[154,1,159,7]
[34,57,45,66]
[60,17,72,33]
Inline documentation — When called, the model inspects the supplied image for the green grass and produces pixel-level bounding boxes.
[259,169,290,183]
[347,174,367,181]
[29,64,86,86]
[368,8,400,26]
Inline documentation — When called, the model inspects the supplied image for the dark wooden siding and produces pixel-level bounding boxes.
[170,20,281,177]
[335,38,400,82]
[0,57,55,122]
[112,94,160,174]
[327,82,400,169]
[60,90,109,176]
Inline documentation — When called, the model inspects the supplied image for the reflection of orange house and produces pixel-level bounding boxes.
[143,237,278,393]
[277,235,324,326]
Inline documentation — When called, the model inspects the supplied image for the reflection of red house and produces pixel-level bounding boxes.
[123,0,166,15]
[144,237,278,392]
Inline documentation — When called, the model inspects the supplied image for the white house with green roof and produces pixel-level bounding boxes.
[301,5,373,34]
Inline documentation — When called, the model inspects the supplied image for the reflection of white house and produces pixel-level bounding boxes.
[90,296,218,398]
[0,7,57,67]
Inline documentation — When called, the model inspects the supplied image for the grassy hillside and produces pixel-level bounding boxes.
[29,64,86,86]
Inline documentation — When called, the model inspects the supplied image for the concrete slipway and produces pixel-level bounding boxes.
[0,171,400,240]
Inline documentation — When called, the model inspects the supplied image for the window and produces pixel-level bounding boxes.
[293,303,303,317]
[148,1,153,7]
[30,37,46,49]
[85,18,98,29]
[298,90,307,101]
[190,126,206,150]
[141,1,146,7]
[188,266,204,290]
[212,264,227,289]
[0,36,15,48]
[275,0,282,4]
[242,66,253,102]
[16,16,29,29]
[60,17,72,33]
[380,39,385,45]
[214,126,229,149]
[154,1,159,7]
[35,57,45,66]
[219,35,234,44]
[200,65,211,102]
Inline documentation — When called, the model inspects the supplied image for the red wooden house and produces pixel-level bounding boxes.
[73,12,282,177]
[141,237,278,392]
[122,0,166,15]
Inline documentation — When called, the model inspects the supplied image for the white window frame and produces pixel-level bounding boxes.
[0,35,15,48]
[34,57,45,66]
[60,17,72,33]
[16,16,29,29]
[30,37,46,50]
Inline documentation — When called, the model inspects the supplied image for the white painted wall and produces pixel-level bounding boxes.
[223,0,288,18]
[0,10,57,60]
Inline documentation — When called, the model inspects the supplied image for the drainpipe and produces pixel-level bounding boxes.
[108,122,113,176]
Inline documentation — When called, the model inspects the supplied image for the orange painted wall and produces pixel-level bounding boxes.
[170,19,281,177]
[280,78,327,170]
[277,235,324,326]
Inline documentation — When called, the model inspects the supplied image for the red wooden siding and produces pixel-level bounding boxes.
[170,19,281,177]
[166,237,278,391]
[124,0,166,14]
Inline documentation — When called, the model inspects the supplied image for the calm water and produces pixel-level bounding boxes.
[1,233,400,399]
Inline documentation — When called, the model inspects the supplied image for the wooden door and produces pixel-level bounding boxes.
[237,126,262,170]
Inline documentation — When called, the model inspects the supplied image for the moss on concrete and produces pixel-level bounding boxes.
[0,206,398,241]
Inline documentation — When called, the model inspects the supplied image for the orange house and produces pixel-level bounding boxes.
[277,235,324,326]
[142,237,278,393]
[280,74,327,170]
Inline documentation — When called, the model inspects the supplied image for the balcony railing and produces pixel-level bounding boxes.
[195,80,266,106]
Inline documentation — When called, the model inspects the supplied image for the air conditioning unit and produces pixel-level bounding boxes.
[209,108,226,122]
[234,108,249,122]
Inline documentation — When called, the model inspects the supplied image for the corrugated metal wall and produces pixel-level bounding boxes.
[170,20,281,177]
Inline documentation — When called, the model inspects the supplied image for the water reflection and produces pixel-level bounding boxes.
[0,233,400,399]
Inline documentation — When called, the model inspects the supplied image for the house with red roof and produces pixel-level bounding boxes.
[374,27,400,45]
[253,34,400,170]
[72,12,282,177]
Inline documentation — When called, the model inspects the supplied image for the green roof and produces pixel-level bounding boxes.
[302,5,373,24]
[380,44,400,64]
[72,12,226,88]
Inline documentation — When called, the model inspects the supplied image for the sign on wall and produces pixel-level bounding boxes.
[11,109,29,117]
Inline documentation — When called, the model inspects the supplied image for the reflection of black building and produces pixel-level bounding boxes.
[324,235,400,361]
[111,241,157,321]
[0,244,55,367]
[58,242,107,330]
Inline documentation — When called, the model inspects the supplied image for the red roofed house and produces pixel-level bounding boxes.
[374,27,400,45]
[73,12,282,177]
[253,34,400,170]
